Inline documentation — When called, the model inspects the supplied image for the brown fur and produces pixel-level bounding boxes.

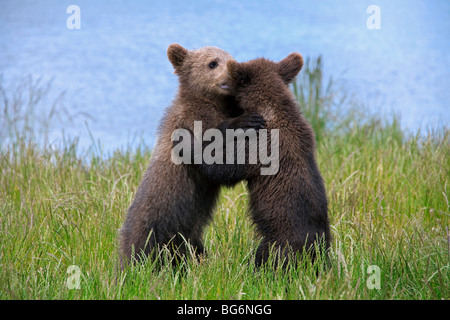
[119,44,259,268]
[227,54,331,267]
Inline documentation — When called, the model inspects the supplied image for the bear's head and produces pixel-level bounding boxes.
[226,53,304,95]
[167,43,234,98]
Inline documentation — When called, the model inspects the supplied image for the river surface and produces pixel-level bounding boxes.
[1,0,449,153]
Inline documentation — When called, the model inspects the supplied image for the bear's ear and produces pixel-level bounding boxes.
[167,44,188,72]
[277,53,304,84]
[227,60,250,84]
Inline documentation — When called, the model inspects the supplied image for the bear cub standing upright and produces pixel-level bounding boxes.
[119,44,264,268]
[226,54,331,267]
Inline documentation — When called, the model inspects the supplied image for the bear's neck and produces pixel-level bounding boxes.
[177,87,235,114]
[240,83,294,112]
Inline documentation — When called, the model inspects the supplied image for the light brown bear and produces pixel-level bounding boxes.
[119,44,263,268]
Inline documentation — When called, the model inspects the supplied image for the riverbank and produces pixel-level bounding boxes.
[1,59,448,299]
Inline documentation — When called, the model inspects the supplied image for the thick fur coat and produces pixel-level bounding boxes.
[119,44,262,268]
[226,54,331,266]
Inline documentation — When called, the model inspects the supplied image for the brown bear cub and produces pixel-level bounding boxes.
[226,54,331,267]
[119,44,263,268]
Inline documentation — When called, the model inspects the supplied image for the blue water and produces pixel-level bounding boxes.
[1,0,449,153]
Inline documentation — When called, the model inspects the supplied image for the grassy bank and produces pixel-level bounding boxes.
[0,61,448,300]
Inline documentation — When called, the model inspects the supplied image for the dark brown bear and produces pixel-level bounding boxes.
[224,54,331,267]
[119,44,263,269]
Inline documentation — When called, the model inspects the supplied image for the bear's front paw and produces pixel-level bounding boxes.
[232,113,266,131]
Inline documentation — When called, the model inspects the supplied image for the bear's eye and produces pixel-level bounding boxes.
[208,61,218,69]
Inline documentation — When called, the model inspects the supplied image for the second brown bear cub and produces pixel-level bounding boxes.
[226,54,331,267]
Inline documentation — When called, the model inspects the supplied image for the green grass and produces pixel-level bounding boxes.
[0,61,449,300]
